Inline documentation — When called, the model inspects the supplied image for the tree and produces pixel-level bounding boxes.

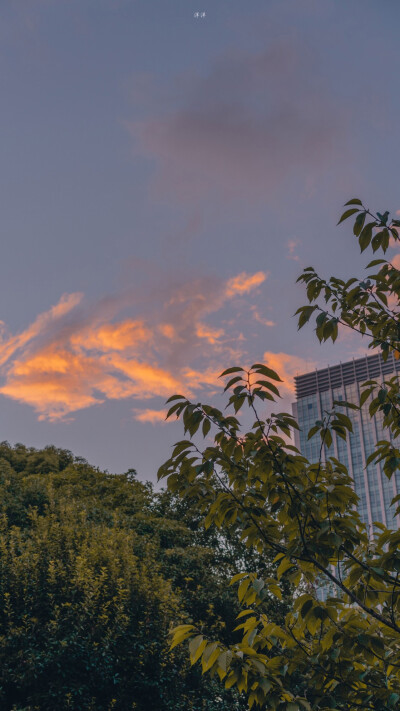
[158,199,400,711]
[0,442,290,710]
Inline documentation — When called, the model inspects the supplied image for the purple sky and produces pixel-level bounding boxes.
[1,0,400,479]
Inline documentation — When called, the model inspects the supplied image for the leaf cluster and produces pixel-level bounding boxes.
[159,199,400,711]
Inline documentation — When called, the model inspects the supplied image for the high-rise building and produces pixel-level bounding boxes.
[292,352,400,531]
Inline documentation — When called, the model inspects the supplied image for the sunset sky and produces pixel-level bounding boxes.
[1,0,400,479]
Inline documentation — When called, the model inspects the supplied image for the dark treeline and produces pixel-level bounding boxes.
[0,442,290,711]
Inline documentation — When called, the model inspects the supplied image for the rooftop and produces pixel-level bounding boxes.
[294,352,400,400]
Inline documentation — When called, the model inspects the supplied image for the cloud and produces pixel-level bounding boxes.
[195,323,225,344]
[70,320,151,352]
[251,307,275,328]
[225,271,267,297]
[0,348,104,422]
[0,270,268,421]
[132,408,168,425]
[287,239,301,262]
[263,351,316,397]
[392,254,400,270]
[0,292,83,367]
[127,41,347,205]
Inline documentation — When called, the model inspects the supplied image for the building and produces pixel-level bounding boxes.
[292,352,400,531]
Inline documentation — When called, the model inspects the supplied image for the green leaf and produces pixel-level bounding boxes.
[337,207,359,225]
[166,394,186,404]
[359,222,374,252]
[333,399,359,411]
[189,635,207,665]
[307,425,320,440]
[220,367,244,377]
[252,578,264,595]
[170,624,195,650]
[296,305,317,329]
[251,364,283,382]
[238,577,251,602]
[334,413,353,432]
[353,211,366,236]
[225,672,238,690]
[300,599,313,618]
[360,387,374,407]
[202,418,211,437]
[344,198,363,206]
[202,642,221,672]
[372,232,383,252]
[323,428,333,449]
[223,376,243,392]
[233,395,246,413]
[217,650,232,673]
[366,259,387,268]
[254,379,280,396]
[378,388,388,404]
[277,557,295,580]
[230,572,249,586]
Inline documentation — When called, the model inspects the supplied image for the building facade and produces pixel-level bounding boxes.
[292,352,400,531]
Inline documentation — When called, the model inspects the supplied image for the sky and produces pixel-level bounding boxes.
[1,0,400,480]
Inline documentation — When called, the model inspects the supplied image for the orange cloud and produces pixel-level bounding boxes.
[195,323,224,344]
[1,346,188,421]
[71,320,151,352]
[181,366,221,390]
[392,254,400,270]
[0,292,83,367]
[251,308,275,327]
[225,271,267,297]
[0,270,269,421]
[158,323,177,340]
[0,347,104,421]
[133,408,168,424]
[106,356,185,398]
[262,351,316,396]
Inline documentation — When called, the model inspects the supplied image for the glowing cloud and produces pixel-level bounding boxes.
[251,307,275,327]
[195,323,225,344]
[225,271,267,297]
[262,351,316,396]
[0,270,269,421]
[71,321,151,352]
[392,254,400,270]
[0,292,83,367]
[133,408,168,424]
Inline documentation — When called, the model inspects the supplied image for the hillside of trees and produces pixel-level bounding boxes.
[0,441,290,711]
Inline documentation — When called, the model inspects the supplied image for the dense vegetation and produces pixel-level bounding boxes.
[0,441,290,710]
[160,199,400,711]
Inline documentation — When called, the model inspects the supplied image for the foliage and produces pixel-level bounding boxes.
[0,442,289,710]
[159,201,400,710]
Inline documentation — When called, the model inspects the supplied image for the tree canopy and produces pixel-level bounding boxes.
[159,199,400,711]
[0,442,289,710]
